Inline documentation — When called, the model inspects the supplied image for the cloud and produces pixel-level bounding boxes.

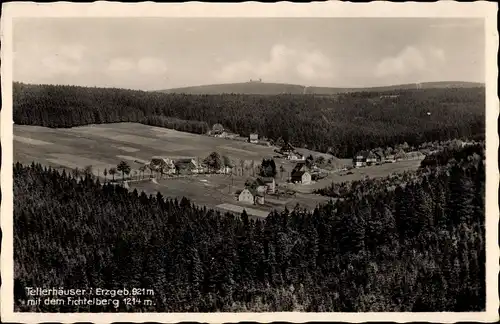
[39,44,86,76]
[214,44,334,84]
[296,50,333,80]
[375,46,446,78]
[429,47,446,62]
[107,58,135,73]
[106,57,167,75]
[137,57,168,75]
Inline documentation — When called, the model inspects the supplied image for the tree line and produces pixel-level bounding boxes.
[14,143,485,312]
[13,82,485,158]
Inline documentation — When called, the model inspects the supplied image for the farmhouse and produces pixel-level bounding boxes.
[218,166,233,174]
[405,151,425,161]
[249,133,259,144]
[366,151,378,166]
[353,151,369,168]
[260,177,276,193]
[237,188,265,205]
[174,158,199,175]
[254,177,276,194]
[374,151,385,163]
[291,170,312,185]
[394,150,407,161]
[280,142,295,154]
[211,123,224,135]
[149,157,176,174]
[256,185,268,195]
[287,152,305,161]
[385,154,396,163]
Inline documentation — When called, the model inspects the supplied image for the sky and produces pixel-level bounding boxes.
[13,18,485,91]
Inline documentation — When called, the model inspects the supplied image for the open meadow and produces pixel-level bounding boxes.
[14,122,422,216]
[14,122,277,175]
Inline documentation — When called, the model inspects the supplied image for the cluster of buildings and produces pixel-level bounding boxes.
[236,177,276,205]
[235,161,315,206]
[353,149,426,168]
[147,157,233,176]
[209,123,262,145]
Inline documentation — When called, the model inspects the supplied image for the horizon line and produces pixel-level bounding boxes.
[13,80,486,93]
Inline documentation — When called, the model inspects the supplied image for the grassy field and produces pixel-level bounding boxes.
[14,122,278,176]
[129,173,332,216]
[14,122,422,215]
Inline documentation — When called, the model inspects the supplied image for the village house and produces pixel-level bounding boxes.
[249,133,259,144]
[237,188,265,205]
[211,123,224,136]
[237,188,254,204]
[353,151,369,168]
[256,185,268,195]
[394,150,407,161]
[174,158,199,175]
[291,170,312,185]
[149,157,176,175]
[287,152,305,161]
[280,142,295,154]
[374,151,385,164]
[405,151,426,161]
[366,151,378,166]
[218,165,233,174]
[385,154,396,163]
[254,194,265,205]
[257,177,276,194]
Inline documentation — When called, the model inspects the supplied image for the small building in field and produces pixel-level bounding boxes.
[280,142,295,154]
[287,152,305,161]
[258,177,276,194]
[249,133,259,144]
[291,171,312,185]
[385,154,396,163]
[256,185,268,195]
[212,123,225,135]
[374,151,385,163]
[366,151,379,166]
[237,188,265,205]
[394,150,407,161]
[218,166,233,174]
[150,157,176,175]
[405,151,425,160]
[353,151,370,168]
[255,195,265,205]
[237,189,254,204]
[174,158,199,174]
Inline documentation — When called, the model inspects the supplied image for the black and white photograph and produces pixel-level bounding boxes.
[1,2,498,323]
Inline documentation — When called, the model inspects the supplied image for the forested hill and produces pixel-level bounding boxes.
[156,81,484,95]
[13,82,485,158]
[14,144,485,312]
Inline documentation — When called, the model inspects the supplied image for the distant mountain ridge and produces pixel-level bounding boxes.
[155,81,484,95]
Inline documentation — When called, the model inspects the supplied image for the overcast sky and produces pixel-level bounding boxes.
[13,18,485,90]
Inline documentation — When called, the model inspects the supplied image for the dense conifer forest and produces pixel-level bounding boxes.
[14,144,485,312]
[13,82,485,158]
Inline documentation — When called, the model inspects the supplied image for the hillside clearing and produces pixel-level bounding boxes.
[14,122,421,213]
